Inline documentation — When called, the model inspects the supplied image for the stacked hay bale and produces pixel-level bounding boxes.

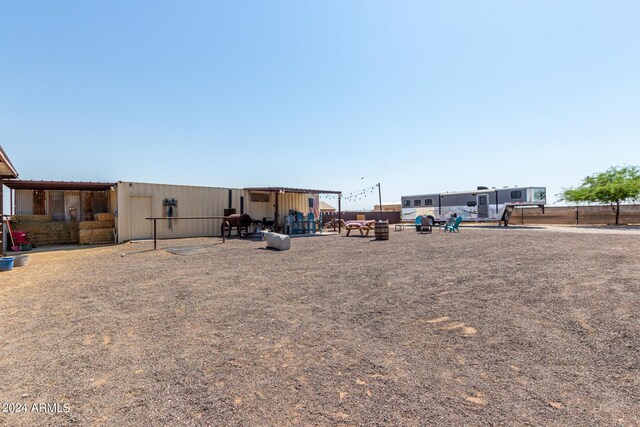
[79,213,114,244]
[11,215,79,246]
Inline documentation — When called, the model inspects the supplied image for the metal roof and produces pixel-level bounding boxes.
[0,146,19,178]
[245,187,342,195]
[3,180,115,191]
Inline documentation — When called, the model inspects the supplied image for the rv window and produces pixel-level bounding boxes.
[425,199,433,205]
[414,200,421,206]
[467,201,477,207]
[403,200,410,207]
[511,190,522,199]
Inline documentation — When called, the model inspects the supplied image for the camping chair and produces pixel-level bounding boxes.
[444,216,462,233]
[420,216,433,234]
[295,212,307,234]
[415,215,423,232]
[317,213,323,233]
[307,212,316,234]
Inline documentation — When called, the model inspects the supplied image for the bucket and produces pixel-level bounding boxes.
[19,243,33,251]
[0,257,15,272]
[14,255,29,267]
[374,220,389,241]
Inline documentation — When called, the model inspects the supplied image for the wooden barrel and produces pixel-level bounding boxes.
[374,220,389,241]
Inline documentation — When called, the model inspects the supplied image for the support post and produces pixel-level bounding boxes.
[377,182,382,221]
[153,219,157,250]
[274,191,279,232]
[0,177,4,255]
[338,194,342,233]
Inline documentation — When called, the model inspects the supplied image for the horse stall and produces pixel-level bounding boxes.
[4,180,116,246]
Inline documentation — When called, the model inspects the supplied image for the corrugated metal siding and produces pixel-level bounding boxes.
[280,192,313,220]
[116,182,318,242]
[242,190,317,224]
[117,182,244,242]
[243,191,273,220]
[15,190,33,215]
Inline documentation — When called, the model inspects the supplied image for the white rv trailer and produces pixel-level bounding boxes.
[401,186,546,226]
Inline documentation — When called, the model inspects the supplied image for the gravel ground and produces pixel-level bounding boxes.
[1,226,639,426]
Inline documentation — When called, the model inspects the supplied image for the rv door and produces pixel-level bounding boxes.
[477,194,489,218]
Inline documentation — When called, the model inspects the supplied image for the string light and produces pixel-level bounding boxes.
[319,183,380,204]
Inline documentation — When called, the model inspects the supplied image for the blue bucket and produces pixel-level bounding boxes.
[0,257,15,272]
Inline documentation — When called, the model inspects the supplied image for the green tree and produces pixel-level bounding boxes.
[561,166,640,225]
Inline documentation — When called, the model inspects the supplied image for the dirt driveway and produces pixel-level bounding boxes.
[1,227,638,426]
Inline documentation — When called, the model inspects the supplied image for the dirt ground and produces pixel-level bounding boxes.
[1,226,639,426]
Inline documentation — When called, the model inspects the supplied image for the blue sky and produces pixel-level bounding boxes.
[2,1,639,209]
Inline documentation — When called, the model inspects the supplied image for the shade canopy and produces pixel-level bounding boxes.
[245,186,341,195]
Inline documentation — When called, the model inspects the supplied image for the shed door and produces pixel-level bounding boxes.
[477,194,489,218]
[129,196,152,240]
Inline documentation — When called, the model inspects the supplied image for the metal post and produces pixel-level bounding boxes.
[377,182,382,221]
[153,219,157,250]
[0,178,4,255]
[274,191,279,232]
[338,194,342,233]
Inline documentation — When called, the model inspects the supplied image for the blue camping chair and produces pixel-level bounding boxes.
[317,213,323,233]
[294,212,305,234]
[415,215,423,232]
[444,216,463,233]
[308,212,316,234]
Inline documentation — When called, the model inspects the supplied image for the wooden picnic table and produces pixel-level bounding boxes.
[345,220,375,236]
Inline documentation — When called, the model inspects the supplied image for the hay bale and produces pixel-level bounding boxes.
[95,213,114,222]
[13,221,80,245]
[79,228,114,244]
[79,220,114,230]
[12,215,54,223]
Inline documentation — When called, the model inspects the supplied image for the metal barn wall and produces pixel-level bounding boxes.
[242,191,274,220]
[116,182,319,242]
[242,191,316,224]
[278,192,316,221]
[116,181,242,242]
[14,189,112,221]
[15,189,33,215]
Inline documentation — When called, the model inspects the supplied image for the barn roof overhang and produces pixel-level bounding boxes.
[245,187,342,195]
[3,180,115,191]
[0,147,19,179]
